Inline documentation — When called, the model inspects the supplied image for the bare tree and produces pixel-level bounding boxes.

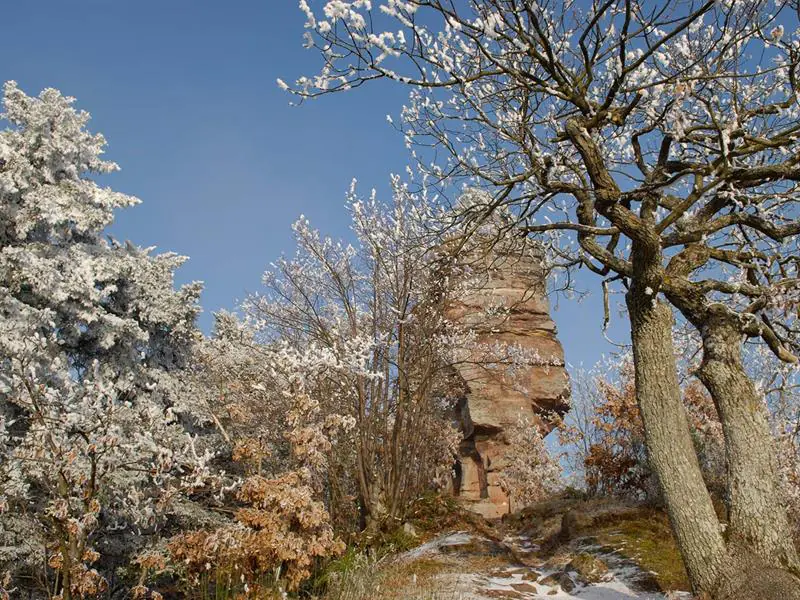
[286,1,800,596]
[244,179,462,532]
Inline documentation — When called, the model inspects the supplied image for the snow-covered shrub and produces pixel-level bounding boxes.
[497,415,562,509]
[166,349,352,595]
[243,179,464,531]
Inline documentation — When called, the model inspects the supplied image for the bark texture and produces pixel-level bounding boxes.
[715,559,800,600]
[696,306,800,572]
[627,288,728,593]
[631,296,800,598]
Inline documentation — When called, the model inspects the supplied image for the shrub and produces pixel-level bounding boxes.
[169,468,345,595]
[498,415,563,509]
[559,362,725,503]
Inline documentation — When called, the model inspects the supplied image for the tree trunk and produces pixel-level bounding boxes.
[627,286,729,594]
[696,306,800,572]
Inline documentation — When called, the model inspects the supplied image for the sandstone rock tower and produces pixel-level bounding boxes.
[446,238,570,518]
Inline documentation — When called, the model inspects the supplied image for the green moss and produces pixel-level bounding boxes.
[567,552,609,583]
[592,509,690,592]
[377,526,419,553]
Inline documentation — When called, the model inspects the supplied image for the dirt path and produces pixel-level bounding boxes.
[393,531,691,600]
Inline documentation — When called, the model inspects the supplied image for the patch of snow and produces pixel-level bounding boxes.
[402,530,475,558]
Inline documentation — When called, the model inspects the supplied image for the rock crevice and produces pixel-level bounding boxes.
[447,241,570,518]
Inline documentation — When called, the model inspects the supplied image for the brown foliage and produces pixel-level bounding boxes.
[566,365,725,502]
[169,468,344,594]
[583,374,650,498]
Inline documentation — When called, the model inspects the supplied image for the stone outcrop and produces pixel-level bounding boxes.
[447,239,570,518]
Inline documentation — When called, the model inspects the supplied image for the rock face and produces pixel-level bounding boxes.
[447,240,570,518]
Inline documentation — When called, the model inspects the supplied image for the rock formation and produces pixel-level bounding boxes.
[446,238,570,518]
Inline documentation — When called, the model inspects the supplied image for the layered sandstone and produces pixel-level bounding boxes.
[447,240,570,518]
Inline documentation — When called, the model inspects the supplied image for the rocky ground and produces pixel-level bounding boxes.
[325,497,694,600]
[392,530,690,599]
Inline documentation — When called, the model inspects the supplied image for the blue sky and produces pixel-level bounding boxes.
[1,1,627,371]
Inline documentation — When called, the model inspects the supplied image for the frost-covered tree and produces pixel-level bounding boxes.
[286,2,800,596]
[0,82,210,599]
[208,181,552,536]
[245,177,463,532]
[497,415,562,511]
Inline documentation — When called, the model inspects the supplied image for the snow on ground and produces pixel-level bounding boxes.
[399,531,692,600]
[404,531,477,559]
[466,563,685,599]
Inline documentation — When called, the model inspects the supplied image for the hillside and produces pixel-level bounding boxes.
[321,495,693,600]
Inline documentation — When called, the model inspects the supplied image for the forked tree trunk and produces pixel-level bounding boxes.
[569,119,727,591]
[638,293,800,599]
[627,284,729,594]
[696,306,800,572]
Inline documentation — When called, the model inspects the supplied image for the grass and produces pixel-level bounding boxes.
[312,492,494,600]
[320,552,458,600]
[405,492,495,540]
[182,571,284,600]
[317,493,693,598]
[370,525,420,553]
